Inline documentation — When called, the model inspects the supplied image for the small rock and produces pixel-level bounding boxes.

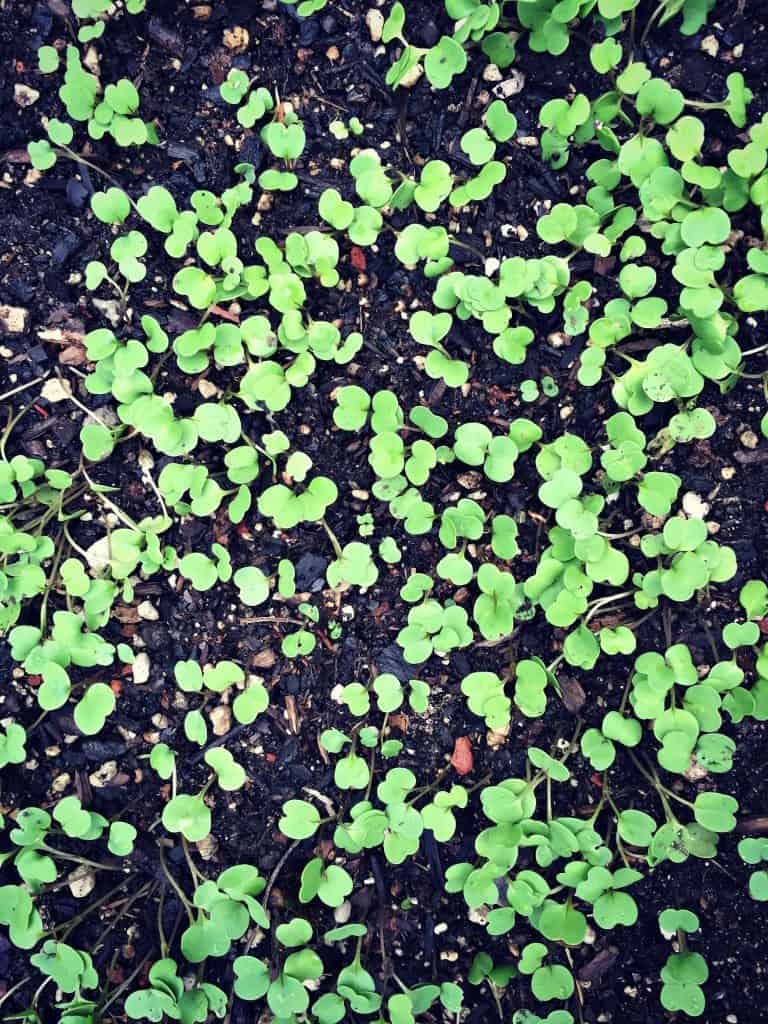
[251,649,276,669]
[223,26,249,52]
[740,429,759,449]
[486,725,509,748]
[132,653,151,685]
[40,377,72,403]
[192,4,212,18]
[83,46,100,75]
[457,470,482,489]
[210,704,232,736]
[547,331,569,348]
[14,84,40,108]
[365,8,384,42]
[685,760,709,782]
[450,736,473,776]
[91,298,121,326]
[334,900,352,923]
[137,600,159,621]
[89,761,118,788]
[701,34,719,56]
[84,536,112,573]
[326,45,340,61]
[196,834,218,859]
[0,304,28,334]
[52,772,72,793]
[399,63,423,89]
[68,864,96,898]
[493,71,525,98]
[582,924,597,946]
[482,63,502,83]
[682,491,710,518]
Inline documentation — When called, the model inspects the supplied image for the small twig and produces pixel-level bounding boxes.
[0,375,48,404]
[261,838,302,911]
[239,615,306,626]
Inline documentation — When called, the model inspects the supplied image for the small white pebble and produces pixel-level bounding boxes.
[137,600,159,621]
[365,8,384,42]
[482,63,502,83]
[132,652,151,685]
[334,900,352,923]
[14,84,40,107]
[682,492,710,519]
[493,71,525,97]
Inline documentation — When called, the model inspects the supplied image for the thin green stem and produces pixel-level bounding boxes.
[157,842,195,924]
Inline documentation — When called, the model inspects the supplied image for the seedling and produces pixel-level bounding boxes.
[162,794,211,842]
[125,959,225,1021]
[658,909,709,1018]
[738,838,768,901]
[0,723,27,768]
[409,309,468,387]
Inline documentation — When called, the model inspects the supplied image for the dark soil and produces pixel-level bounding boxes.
[1,1,768,1022]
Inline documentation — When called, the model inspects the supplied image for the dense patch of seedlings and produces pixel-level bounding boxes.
[1,1,767,1023]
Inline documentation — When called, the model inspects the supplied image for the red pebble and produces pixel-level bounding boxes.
[450,736,474,776]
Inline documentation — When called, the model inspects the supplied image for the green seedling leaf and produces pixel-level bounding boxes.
[162,794,211,842]
[279,799,322,840]
[73,683,115,735]
[108,821,137,856]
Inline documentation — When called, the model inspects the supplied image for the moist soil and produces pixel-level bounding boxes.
[1,1,768,1022]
